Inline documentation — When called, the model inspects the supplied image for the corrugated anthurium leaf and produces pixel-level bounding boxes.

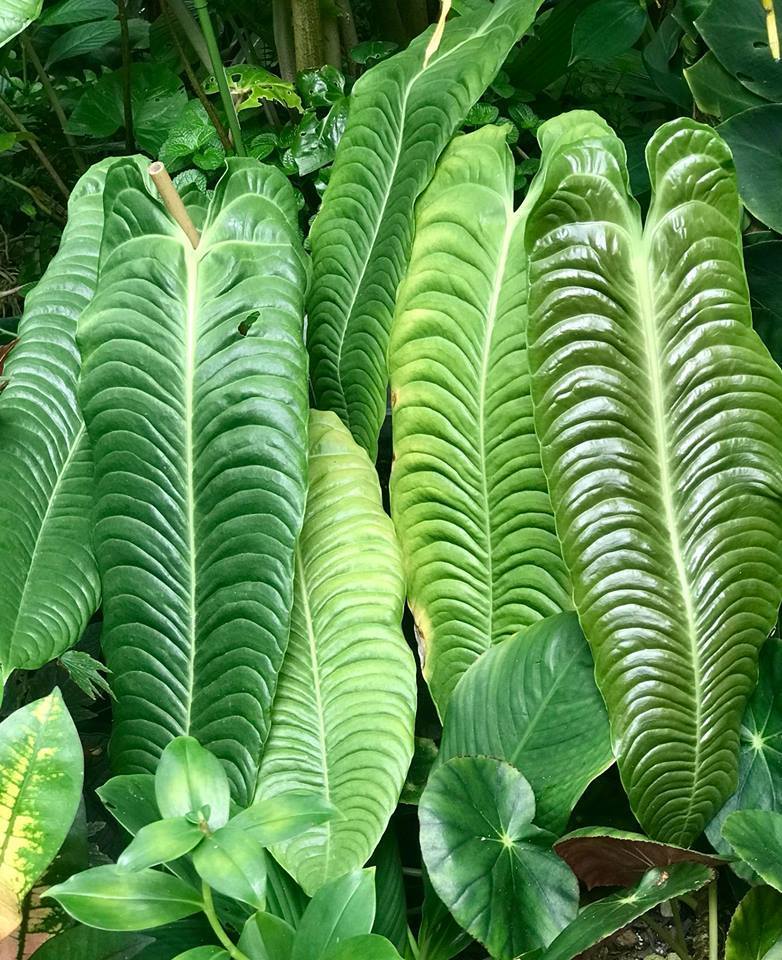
[0,159,143,680]
[78,157,309,805]
[307,0,543,459]
[526,111,782,845]
[389,125,571,715]
[0,690,83,938]
[258,410,416,895]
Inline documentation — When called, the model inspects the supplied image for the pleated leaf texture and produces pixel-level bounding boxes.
[78,158,309,805]
[258,410,416,895]
[389,125,571,716]
[306,0,543,460]
[0,159,139,680]
[525,111,782,845]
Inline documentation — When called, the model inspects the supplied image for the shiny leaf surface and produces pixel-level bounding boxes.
[229,792,337,848]
[526,111,782,844]
[725,886,782,960]
[291,869,376,960]
[192,826,266,909]
[239,912,295,960]
[155,737,230,829]
[722,810,782,890]
[0,0,42,48]
[118,817,204,872]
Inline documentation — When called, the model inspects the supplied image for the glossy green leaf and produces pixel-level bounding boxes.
[0,161,128,679]
[156,738,230,829]
[719,105,782,234]
[526,111,782,845]
[370,831,407,954]
[706,637,782,879]
[39,0,116,26]
[46,865,203,931]
[324,936,402,960]
[27,927,152,959]
[745,239,782,365]
[389,125,571,715]
[684,53,766,120]
[205,64,302,112]
[696,0,782,100]
[570,0,647,63]
[0,0,42,48]
[239,911,295,960]
[98,774,160,837]
[420,756,578,960]
[78,158,309,804]
[192,826,266,908]
[228,792,337,847]
[307,0,543,458]
[722,810,782,890]
[258,411,415,895]
[417,872,472,960]
[160,101,225,174]
[118,817,204,872]
[439,612,611,833]
[46,19,120,65]
[540,864,714,960]
[0,690,83,937]
[554,827,722,889]
[292,869,376,960]
[725,886,782,960]
[173,950,228,960]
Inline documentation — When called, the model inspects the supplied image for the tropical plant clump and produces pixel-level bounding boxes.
[1,1,782,959]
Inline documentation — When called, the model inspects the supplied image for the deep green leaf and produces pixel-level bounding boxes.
[258,411,415,895]
[526,111,782,844]
[0,0,42,48]
[417,872,472,960]
[744,240,782,365]
[389,125,571,715]
[98,774,160,837]
[540,864,715,960]
[46,20,120,65]
[0,161,127,679]
[78,158,309,804]
[292,869,376,960]
[349,41,399,65]
[46,865,203,931]
[296,66,344,107]
[719,105,782,233]
[307,0,543,457]
[118,817,204,872]
[159,101,225,173]
[265,859,308,928]
[28,927,152,959]
[39,0,116,26]
[554,827,722,889]
[440,612,611,832]
[239,912,296,960]
[706,637,782,879]
[0,691,83,937]
[570,0,647,63]
[156,737,230,829]
[228,792,337,847]
[684,53,766,119]
[696,0,782,99]
[370,831,408,954]
[420,756,578,960]
[324,936,402,960]
[725,886,782,960]
[192,826,266,909]
[722,810,782,890]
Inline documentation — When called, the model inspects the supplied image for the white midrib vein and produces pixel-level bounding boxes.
[296,547,333,866]
[631,233,702,803]
[182,242,199,734]
[477,203,521,645]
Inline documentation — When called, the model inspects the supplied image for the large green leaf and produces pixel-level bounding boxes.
[706,637,782,879]
[722,810,782,890]
[525,111,782,845]
[307,0,543,458]
[0,0,42,48]
[258,410,415,895]
[419,756,578,960]
[719,105,782,234]
[28,927,152,959]
[725,887,782,960]
[439,612,611,832]
[291,869,376,960]
[389,125,571,715]
[78,158,309,805]
[540,864,714,960]
[0,160,132,680]
[0,690,83,937]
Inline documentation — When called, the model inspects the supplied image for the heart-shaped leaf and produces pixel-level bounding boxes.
[725,886,782,960]
[440,612,612,833]
[420,756,578,960]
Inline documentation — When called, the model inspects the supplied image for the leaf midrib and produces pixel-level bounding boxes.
[182,243,199,733]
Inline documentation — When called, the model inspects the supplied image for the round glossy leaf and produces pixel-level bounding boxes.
[440,612,612,833]
[726,886,782,960]
[722,810,782,890]
[684,52,765,120]
[719,105,782,233]
[541,863,715,960]
[420,756,578,960]
[46,865,203,931]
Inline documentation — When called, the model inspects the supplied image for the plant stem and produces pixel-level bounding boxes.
[117,0,134,151]
[167,0,211,70]
[708,881,718,960]
[272,0,296,80]
[202,883,251,960]
[671,899,691,960]
[335,0,359,72]
[193,0,245,155]
[0,95,69,200]
[162,0,232,151]
[645,916,691,960]
[0,172,59,216]
[322,12,342,68]
[291,0,323,70]
[21,36,86,173]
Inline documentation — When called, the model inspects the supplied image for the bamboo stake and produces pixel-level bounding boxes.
[149,162,200,249]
